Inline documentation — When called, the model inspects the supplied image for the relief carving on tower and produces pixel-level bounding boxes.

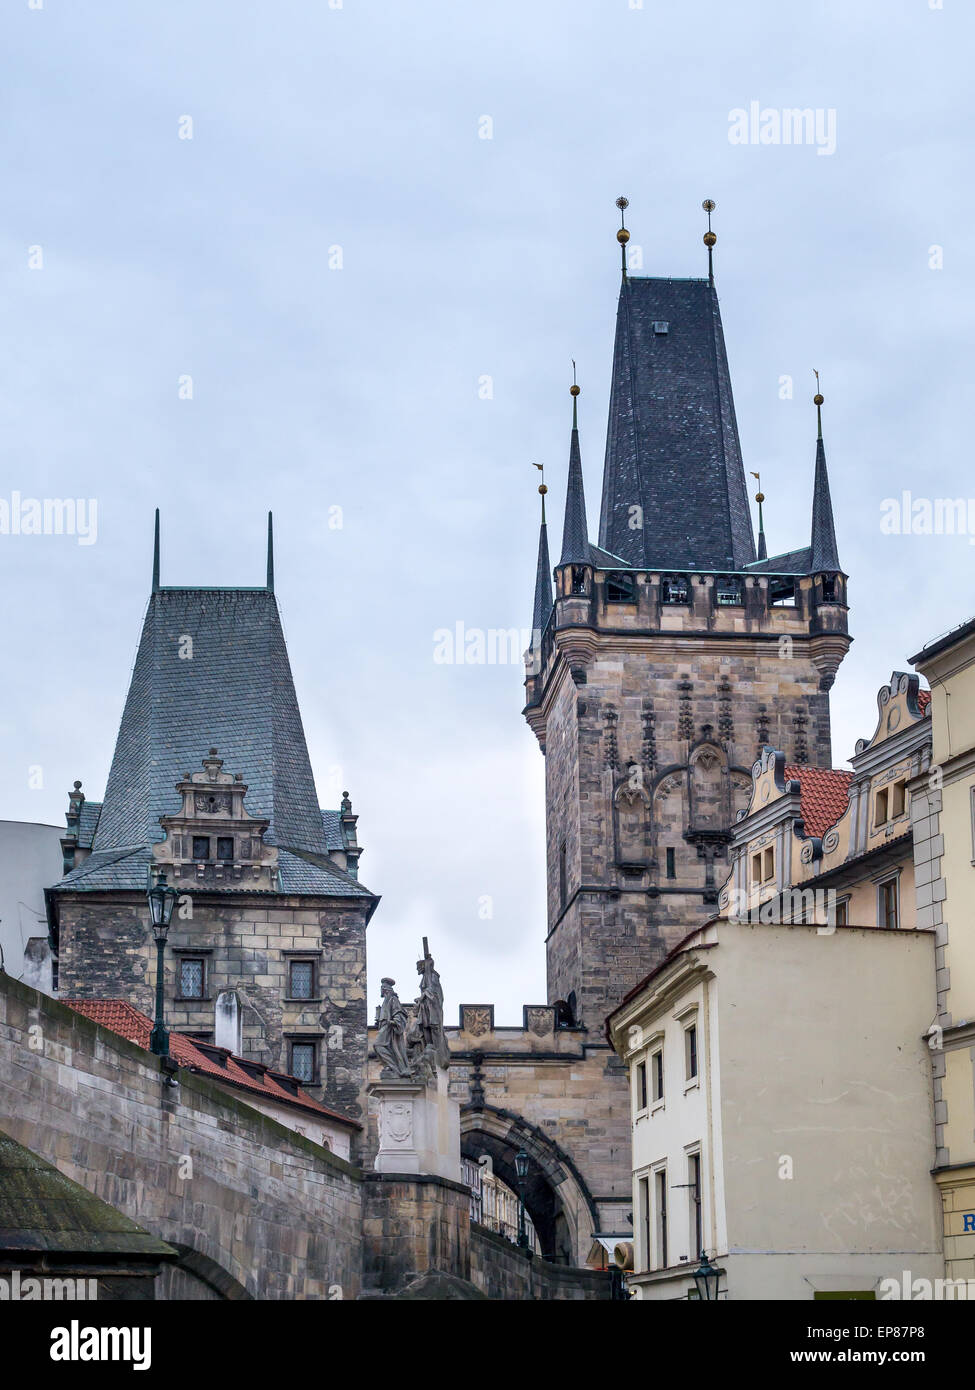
[603,705,620,771]
[614,763,651,873]
[677,679,694,740]
[152,747,279,889]
[642,698,656,774]
[718,676,734,743]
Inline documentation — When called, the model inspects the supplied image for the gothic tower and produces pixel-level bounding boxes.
[524,214,851,1030]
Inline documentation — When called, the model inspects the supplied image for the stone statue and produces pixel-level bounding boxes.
[374,977,413,1078]
[414,942,450,1071]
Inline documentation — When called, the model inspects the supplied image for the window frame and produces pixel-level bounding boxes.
[287,1038,319,1085]
[634,1059,648,1114]
[650,1046,664,1106]
[191,835,211,862]
[878,875,899,930]
[685,1023,698,1083]
[176,955,207,1001]
[287,957,318,1001]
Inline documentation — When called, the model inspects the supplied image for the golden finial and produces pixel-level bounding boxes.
[616,197,630,279]
[813,370,824,439]
[702,199,717,280]
[570,359,581,426]
[532,462,547,520]
[749,470,763,504]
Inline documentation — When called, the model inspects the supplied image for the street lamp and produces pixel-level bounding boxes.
[692,1251,721,1302]
[514,1149,531,1249]
[147,869,179,1056]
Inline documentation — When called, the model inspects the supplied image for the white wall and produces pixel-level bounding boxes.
[0,820,62,990]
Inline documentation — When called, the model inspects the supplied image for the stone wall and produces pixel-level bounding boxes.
[0,974,363,1300]
[470,1223,611,1300]
[54,890,369,1121]
[361,1174,471,1297]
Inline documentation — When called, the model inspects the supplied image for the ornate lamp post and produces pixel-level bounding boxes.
[692,1251,721,1301]
[514,1148,531,1248]
[147,869,179,1056]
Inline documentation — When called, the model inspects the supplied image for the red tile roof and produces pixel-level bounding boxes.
[783,766,853,838]
[918,689,932,713]
[63,998,358,1130]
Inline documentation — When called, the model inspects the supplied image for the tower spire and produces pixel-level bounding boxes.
[750,472,767,560]
[266,511,274,592]
[616,197,630,281]
[530,464,553,645]
[702,199,717,283]
[152,509,160,592]
[809,374,841,572]
[560,375,590,566]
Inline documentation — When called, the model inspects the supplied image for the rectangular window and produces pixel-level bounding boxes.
[178,958,205,999]
[834,897,849,928]
[651,1048,664,1103]
[685,1024,698,1081]
[880,878,899,930]
[751,851,762,885]
[638,1175,651,1273]
[655,1168,668,1270]
[192,835,210,861]
[762,846,774,882]
[289,1041,317,1084]
[635,1060,648,1111]
[216,836,234,862]
[890,781,906,818]
[688,1152,703,1259]
[666,847,676,880]
[874,788,889,826]
[289,959,315,999]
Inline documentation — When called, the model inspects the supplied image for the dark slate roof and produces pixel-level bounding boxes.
[597,277,756,571]
[93,589,325,857]
[51,842,371,898]
[530,519,553,642]
[559,427,591,566]
[320,809,346,852]
[810,434,842,572]
[0,1128,177,1258]
[77,799,101,849]
[746,546,813,575]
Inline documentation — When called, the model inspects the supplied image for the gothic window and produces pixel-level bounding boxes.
[289,959,316,999]
[571,567,588,595]
[289,1040,317,1084]
[689,746,727,830]
[216,836,234,862]
[178,958,206,999]
[192,835,210,861]
[822,576,837,603]
[661,575,689,604]
[615,768,650,867]
[716,576,742,606]
[666,847,676,879]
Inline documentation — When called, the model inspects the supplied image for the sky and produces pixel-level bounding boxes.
[1,0,970,1022]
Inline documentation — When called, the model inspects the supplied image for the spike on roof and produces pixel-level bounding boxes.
[559,391,591,567]
[597,277,756,571]
[531,513,553,644]
[810,419,841,574]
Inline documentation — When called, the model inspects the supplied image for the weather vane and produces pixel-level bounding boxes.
[616,197,630,279]
[532,461,547,520]
[702,199,717,280]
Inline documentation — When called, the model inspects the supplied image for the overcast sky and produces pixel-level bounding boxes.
[2,0,970,1021]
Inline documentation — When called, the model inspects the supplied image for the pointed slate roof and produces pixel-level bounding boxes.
[809,429,842,573]
[597,276,756,571]
[559,417,591,566]
[91,587,326,857]
[531,513,553,641]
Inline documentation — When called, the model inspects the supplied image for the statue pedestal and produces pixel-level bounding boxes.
[369,1069,461,1183]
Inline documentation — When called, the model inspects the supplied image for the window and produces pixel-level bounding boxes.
[655,1168,668,1269]
[288,1041,317,1084]
[571,566,588,596]
[770,578,796,607]
[874,788,889,826]
[763,846,775,882]
[606,572,636,602]
[751,851,762,885]
[666,847,676,880]
[716,577,742,606]
[178,958,206,999]
[638,1175,651,1273]
[635,1060,648,1112]
[192,835,210,861]
[688,1153,703,1259]
[559,840,568,909]
[216,836,234,862]
[879,878,899,930]
[289,959,316,999]
[651,1048,664,1103]
[890,781,906,818]
[661,576,689,604]
[822,576,837,603]
[833,897,849,928]
[685,1024,698,1081]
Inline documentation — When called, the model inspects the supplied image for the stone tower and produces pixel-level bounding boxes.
[524,250,851,1031]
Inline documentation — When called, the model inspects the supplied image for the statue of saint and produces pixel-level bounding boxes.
[374,977,413,1078]
[415,943,450,1071]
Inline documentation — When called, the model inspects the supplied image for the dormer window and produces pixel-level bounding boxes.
[216,836,234,862]
[192,835,210,861]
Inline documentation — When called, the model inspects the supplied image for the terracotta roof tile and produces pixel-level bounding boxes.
[63,998,358,1130]
[783,765,853,838]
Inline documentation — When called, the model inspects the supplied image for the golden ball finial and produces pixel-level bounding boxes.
[814,393,824,406]
[570,383,581,397]
[703,231,717,248]
[755,491,765,504]
[617,228,630,245]
[538,484,548,496]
